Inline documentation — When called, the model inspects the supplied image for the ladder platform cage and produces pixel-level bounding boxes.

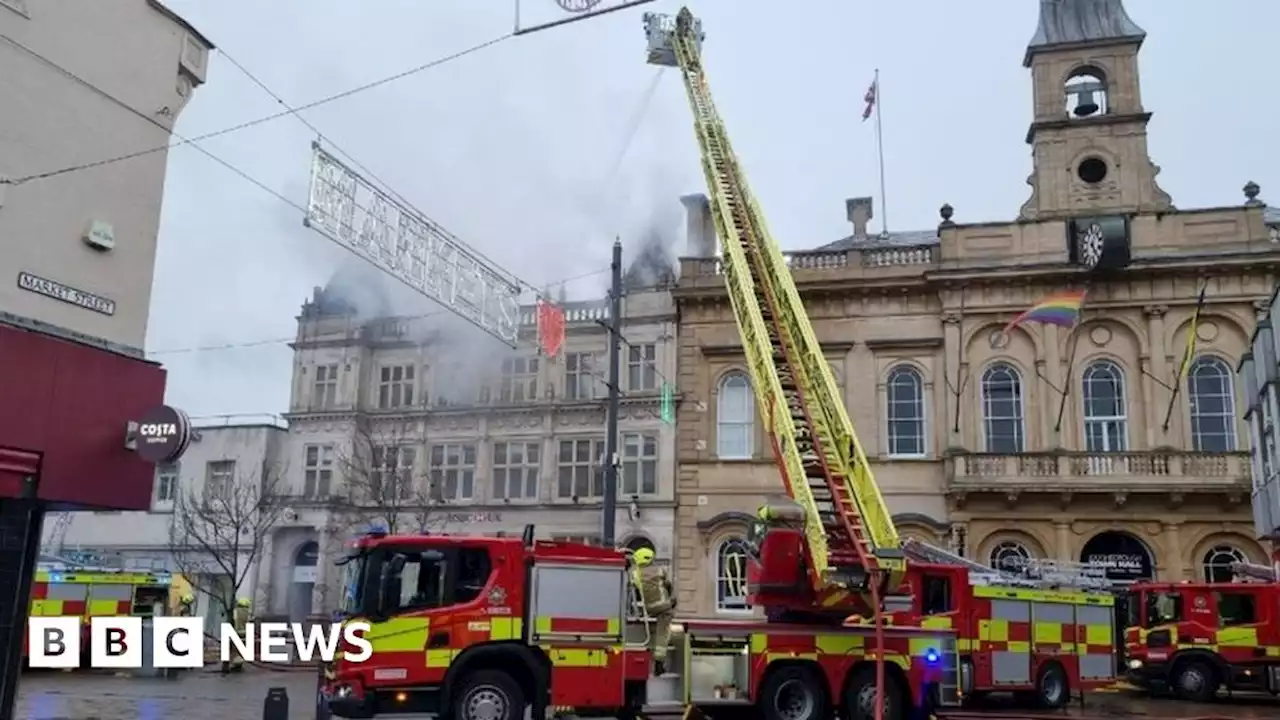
[644,10,704,67]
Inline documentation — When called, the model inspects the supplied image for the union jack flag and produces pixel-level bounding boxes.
[862,79,877,121]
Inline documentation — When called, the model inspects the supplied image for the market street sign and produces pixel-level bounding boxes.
[16,271,116,316]
[304,143,522,347]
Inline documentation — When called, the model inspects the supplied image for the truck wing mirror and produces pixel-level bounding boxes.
[387,555,407,574]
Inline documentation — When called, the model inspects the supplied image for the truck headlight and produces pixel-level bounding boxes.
[1127,659,1143,670]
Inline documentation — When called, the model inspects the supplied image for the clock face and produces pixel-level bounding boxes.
[1080,224,1105,268]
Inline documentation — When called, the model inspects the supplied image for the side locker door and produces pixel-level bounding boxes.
[1075,603,1115,682]
[989,598,1031,687]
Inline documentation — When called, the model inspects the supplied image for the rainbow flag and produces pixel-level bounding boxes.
[1005,289,1087,331]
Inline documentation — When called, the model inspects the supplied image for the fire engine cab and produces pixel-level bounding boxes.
[1124,570,1280,700]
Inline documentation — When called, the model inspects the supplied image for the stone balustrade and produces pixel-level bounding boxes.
[946,451,1250,490]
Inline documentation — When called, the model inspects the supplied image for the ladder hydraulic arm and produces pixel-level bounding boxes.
[644,8,904,601]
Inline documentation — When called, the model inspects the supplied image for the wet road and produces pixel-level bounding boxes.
[16,667,322,719]
[11,671,1280,719]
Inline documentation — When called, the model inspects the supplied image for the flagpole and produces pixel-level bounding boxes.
[874,68,888,237]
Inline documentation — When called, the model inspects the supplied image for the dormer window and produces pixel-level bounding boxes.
[1065,67,1108,119]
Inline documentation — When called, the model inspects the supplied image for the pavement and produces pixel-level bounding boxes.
[10,670,1280,720]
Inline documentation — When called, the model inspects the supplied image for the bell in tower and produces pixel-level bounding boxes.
[1065,71,1106,118]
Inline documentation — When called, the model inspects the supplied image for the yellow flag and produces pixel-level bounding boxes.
[1177,285,1208,382]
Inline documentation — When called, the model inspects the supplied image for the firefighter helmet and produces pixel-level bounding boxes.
[633,547,656,566]
[236,597,251,608]
[180,594,195,605]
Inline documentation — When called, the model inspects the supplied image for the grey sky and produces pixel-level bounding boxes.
[146,0,1280,420]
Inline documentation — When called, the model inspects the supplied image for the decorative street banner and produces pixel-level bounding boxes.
[514,0,657,36]
[304,143,522,347]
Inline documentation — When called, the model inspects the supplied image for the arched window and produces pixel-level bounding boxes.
[981,363,1025,453]
[886,365,926,457]
[1083,360,1128,452]
[988,540,1032,572]
[1064,66,1108,119]
[1202,545,1246,583]
[717,372,753,459]
[1188,356,1237,452]
[716,537,750,612]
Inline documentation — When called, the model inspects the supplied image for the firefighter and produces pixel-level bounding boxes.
[632,547,675,676]
[230,597,251,672]
[177,594,195,617]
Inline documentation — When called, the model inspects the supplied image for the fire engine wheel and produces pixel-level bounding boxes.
[760,666,827,720]
[1034,662,1069,709]
[1171,660,1217,703]
[844,667,904,720]
[453,670,526,720]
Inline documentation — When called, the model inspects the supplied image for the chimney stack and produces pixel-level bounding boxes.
[680,194,716,257]
[846,197,874,238]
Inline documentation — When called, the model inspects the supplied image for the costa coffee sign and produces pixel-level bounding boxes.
[134,405,192,463]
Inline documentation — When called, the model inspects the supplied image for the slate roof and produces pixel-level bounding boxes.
[815,228,940,252]
[1025,0,1146,66]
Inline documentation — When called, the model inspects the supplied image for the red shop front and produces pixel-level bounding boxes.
[0,321,172,708]
[0,323,167,509]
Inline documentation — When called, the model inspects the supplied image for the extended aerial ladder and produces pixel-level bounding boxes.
[902,538,1122,592]
[644,9,904,605]
[1231,561,1278,582]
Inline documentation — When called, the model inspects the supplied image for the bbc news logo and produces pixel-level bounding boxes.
[28,617,373,668]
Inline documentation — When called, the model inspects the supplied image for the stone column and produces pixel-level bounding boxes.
[1054,521,1072,561]
[256,529,277,614]
[1161,521,1186,581]
[313,526,332,614]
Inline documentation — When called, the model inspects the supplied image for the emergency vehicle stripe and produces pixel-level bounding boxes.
[88,600,119,615]
[534,617,621,637]
[489,617,524,640]
[426,649,456,668]
[544,618,609,634]
[1216,627,1258,647]
[363,617,430,652]
[750,631,936,672]
[543,647,612,667]
[974,585,1114,607]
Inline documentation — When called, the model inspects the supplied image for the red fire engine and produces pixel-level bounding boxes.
[1124,563,1280,700]
[895,540,1119,707]
[319,524,958,720]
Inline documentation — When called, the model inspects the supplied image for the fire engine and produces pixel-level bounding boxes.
[26,558,172,661]
[1123,561,1280,700]
[320,525,957,720]
[896,540,1118,707]
[322,7,961,720]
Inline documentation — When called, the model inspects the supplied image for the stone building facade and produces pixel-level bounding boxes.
[672,0,1280,615]
[261,268,678,619]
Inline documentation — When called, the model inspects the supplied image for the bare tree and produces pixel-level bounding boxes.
[167,460,287,638]
[331,418,445,537]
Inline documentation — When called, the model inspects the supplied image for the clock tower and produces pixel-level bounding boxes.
[1018,0,1173,236]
